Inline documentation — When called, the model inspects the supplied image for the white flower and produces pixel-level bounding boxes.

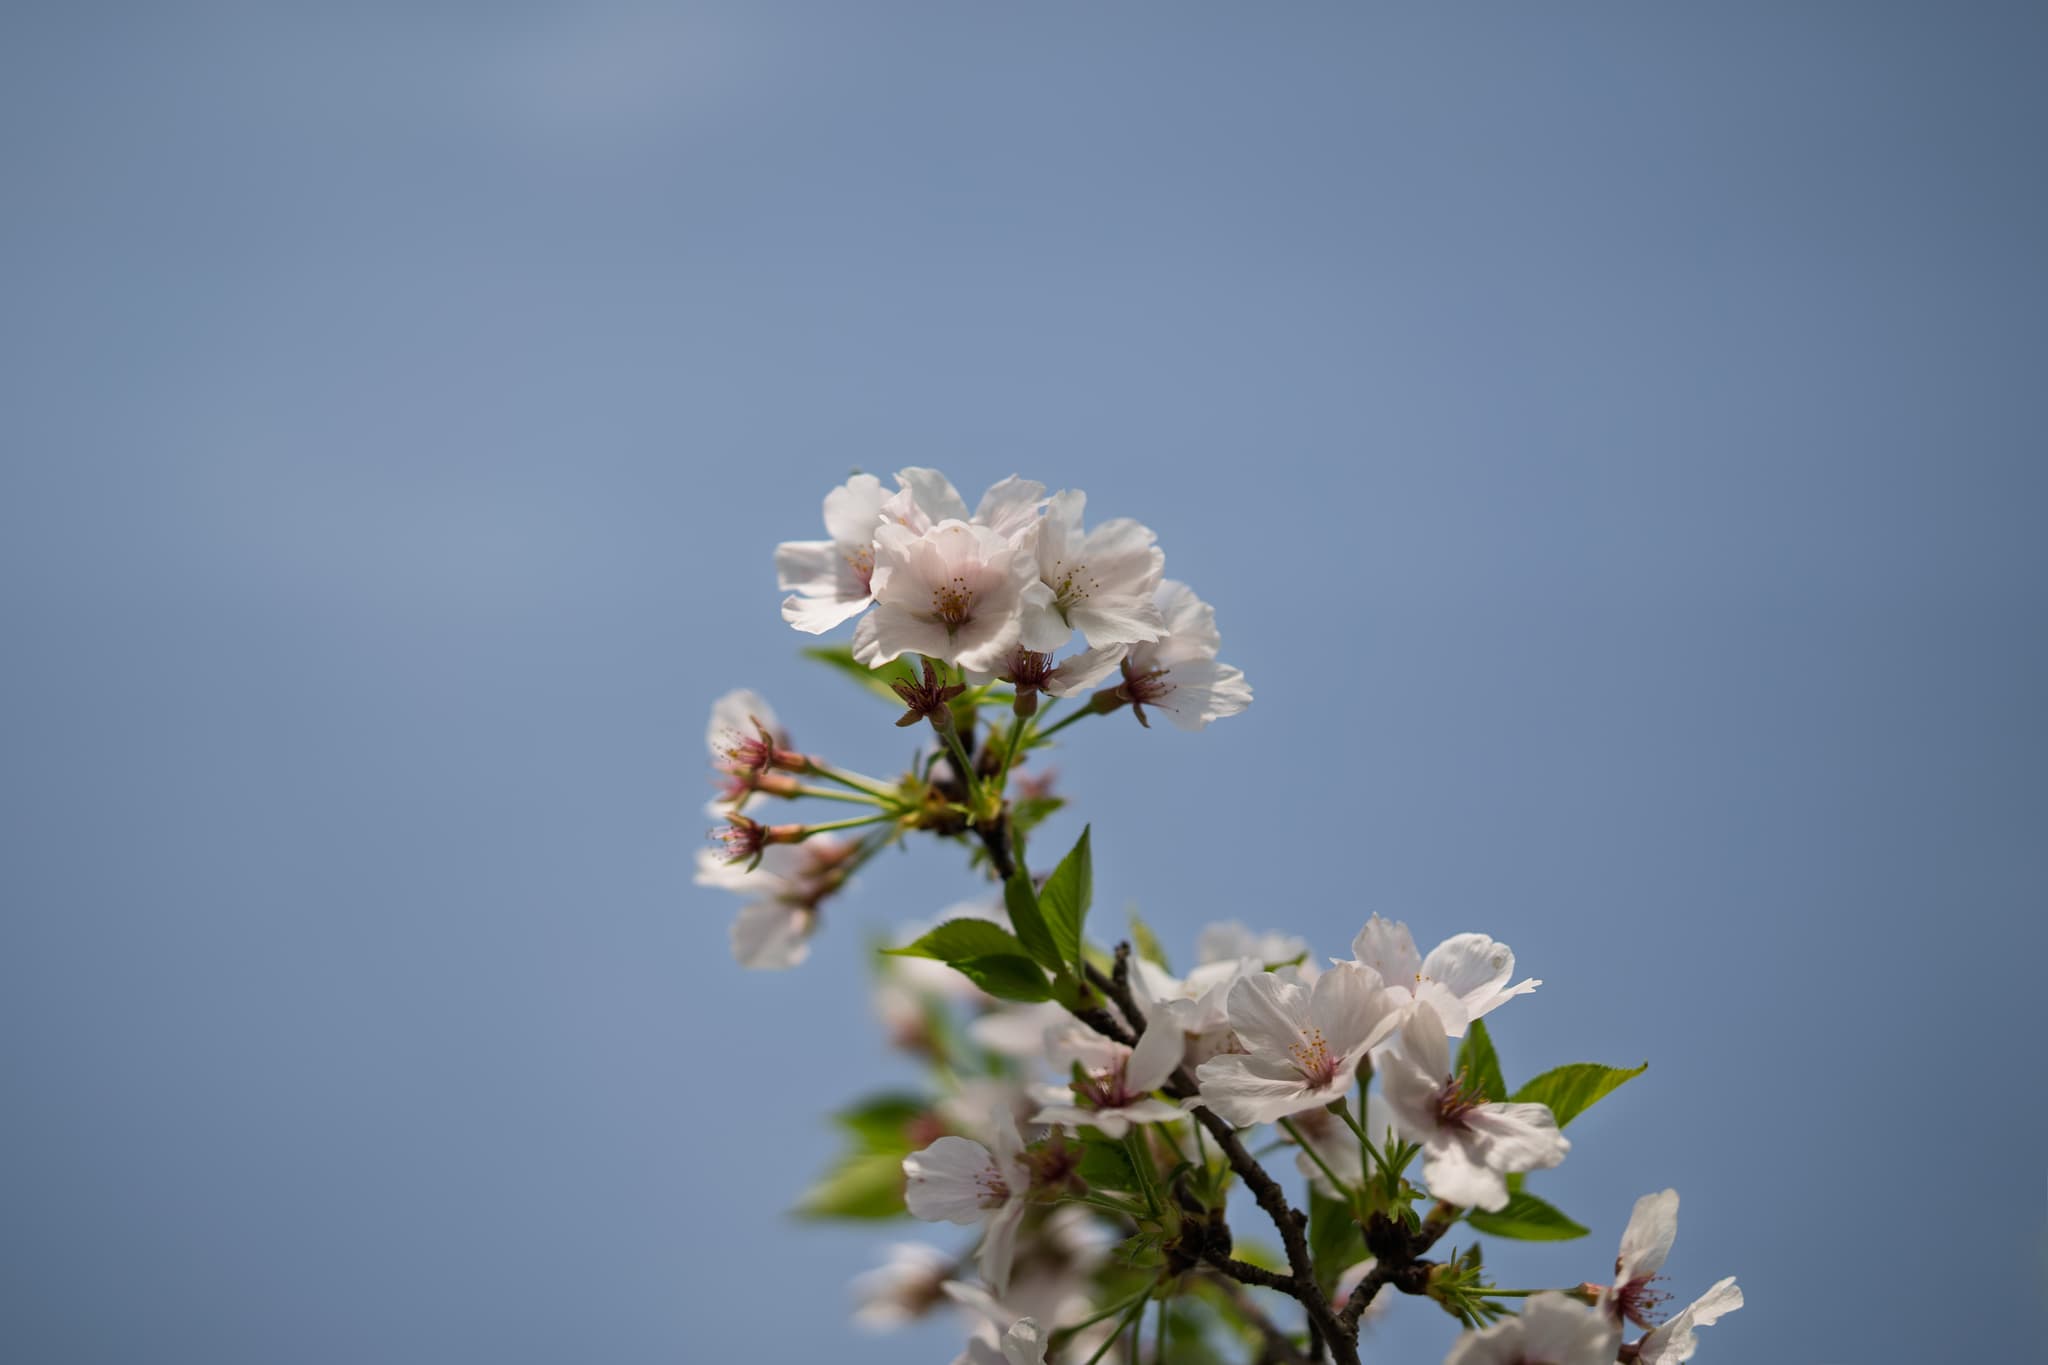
[1380,1003,1568,1211]
[853,519,1038,673]
[1196,921,1310,968]
[903,1109,1031,1292]
[850,1242,953,1330]
[943,1283,1050,1365]
[1111,581,1252,730]
[776,468,1042,634]
[775,473,895,634]
[1348,915,1540,1038]
[704,688,801,807]
[693,839,851,970]
[1131,955,1248,1069]
[1602,1189,1680,1329]
[1192,962,1402,1127]
[1017,489,1167,651]
[1600,1190,1743,1362]
[1634,1278,1742,1364]
[1444,1292,1620,1365]
[1031,1022,1186,1138]
[968,1000,1074,1059]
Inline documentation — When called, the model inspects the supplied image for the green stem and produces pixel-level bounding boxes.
[788,783,891,807]
[1059,1284,1156,1341]
[1124,1132,1162,1214]
[1478,1289,1556,1298]
[937,720,984,807]
[1033,706,1096,744]
[794,812,898,839]
[805,761,896,801]
[1082,1297,1151,1365]
[1330,1098,1391,1182]
[1073,1192,1148,1220]
[1279,1117,1352,1197]
[999,714,1028,788]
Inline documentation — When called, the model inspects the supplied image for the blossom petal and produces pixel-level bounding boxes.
[1194,1053,1318,1127]
[1617,1189,1681,1284]
[1309,961,1399,1061]
[782,589,875,634]
[1421,933,1516,1008]
[978,1197,1026,1293]
[773,539,843,596]
[1462,1103,1570,1176]
[820,472,890,546]
[973,476,1047,540]
[999,1317,1049,1365]
[896,466,970,524]
[1421,1135,1511,1211]
[1126,1019,1186,1092]
[903,1137,997,1224]
[1223,969,1311,1060]
[1397,1000,1454,1081]
[729,901,812,969]
[1350,915,1423,989]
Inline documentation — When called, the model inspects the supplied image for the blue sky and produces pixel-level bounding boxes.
[1,3,2043,1361]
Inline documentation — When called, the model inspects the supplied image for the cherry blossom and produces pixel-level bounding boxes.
[1017,489,1167,651]
[1443,1292,1620,1365]
[1192,962,1402,1127]
[1131,954,1250,1069]
[1348,915,1540,1038]
[1632,1278,1742,1364]
[1596,1190,1743,1363]
[1031,1021,1186,1138]
[1601,1189,1680,1329]
[904,1109,1031,1291]
[775,473,895,634]
[1197,921,1310,969]
[850,1242,953,1330]
[853,519,1038,673]
[1379,1002,1568,1211]
[1105,580,1252,730]
[692,839,851,970]
[776,468,1043,634]
[942,1282,1051,1365]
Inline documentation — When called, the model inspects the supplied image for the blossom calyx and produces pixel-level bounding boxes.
[892,657,968,731]
[708,813,805,870]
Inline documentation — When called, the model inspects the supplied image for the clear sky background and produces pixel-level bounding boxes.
[2,3,2043,1362]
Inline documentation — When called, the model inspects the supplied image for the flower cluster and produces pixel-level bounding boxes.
[693,470,1741,1364]
[778,468,1251,730]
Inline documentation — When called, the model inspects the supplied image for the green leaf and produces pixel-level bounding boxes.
[833,1094,928,1152]
[950,953,1053,1002]
[1114,1228,1166,1268]
[1465,1191,1589,1241]
[1129,909,1171,972]
[1005,868,1063,973]
[1510,1061,1647,1128]
[1459,1017,1507,1103]
[1011,795,1064,836]
[1077,1135,1139,1192]
[1307,1189,1366,1296]
[1038,825,1093,973]
[884,918,1029,964]
[793,1150,907,1220]
[800,644,922,705]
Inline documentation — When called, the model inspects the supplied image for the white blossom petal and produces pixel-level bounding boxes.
[729,901,812,969]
